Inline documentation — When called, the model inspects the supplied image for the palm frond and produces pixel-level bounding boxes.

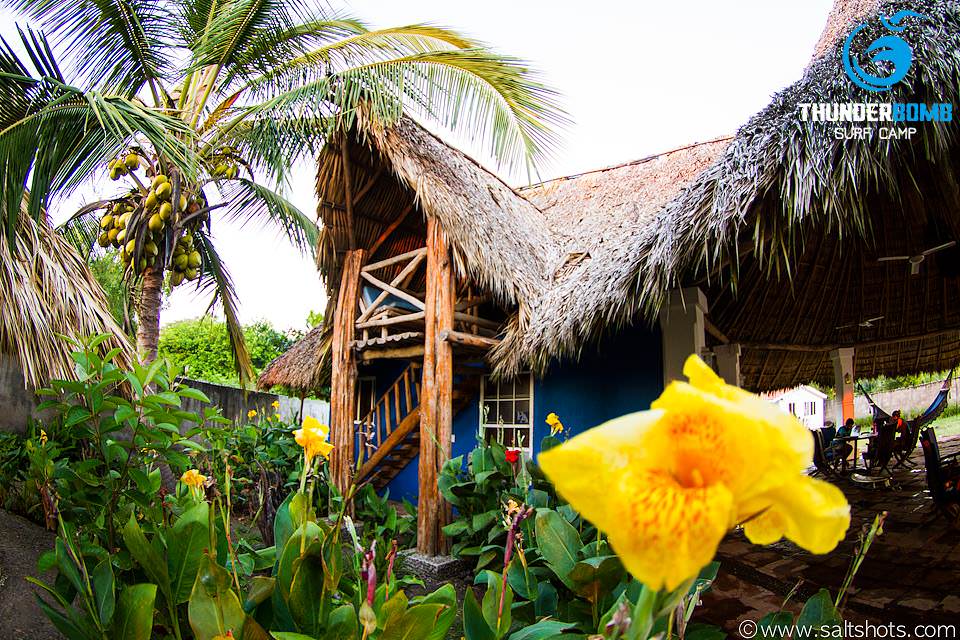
[192,232,255,388]
[215,177,318,252]
[0,31,198,240]
[58,208,102,258]
[221,112,333,183]
[2,0,177,94]
[237,29,566,173]
[187,0,308,70]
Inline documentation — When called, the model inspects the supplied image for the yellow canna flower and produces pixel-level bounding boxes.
[545,412,564,436]
[39,429,48,445]
[181,469,206,488]
[271,400,280,409]
[247,409,257,419]
[293,415,334,462]
[538,355,850,591]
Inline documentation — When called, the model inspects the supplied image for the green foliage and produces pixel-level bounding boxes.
[34,334,226,548]
[88,252,135,335]
[858,369,952,394]
[158,317,293,387]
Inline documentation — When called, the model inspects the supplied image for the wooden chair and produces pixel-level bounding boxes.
[851,423,897,488]
[812,429,840,479]
[920,428,960,529]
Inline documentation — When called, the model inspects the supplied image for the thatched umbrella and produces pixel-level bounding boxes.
[0,209,132,389]
[257,324,332,394]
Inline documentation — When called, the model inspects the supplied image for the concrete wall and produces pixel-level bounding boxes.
[0,362,329,435]
[179,378,330,426]
[852,376,959,419]
[0,354,37,435]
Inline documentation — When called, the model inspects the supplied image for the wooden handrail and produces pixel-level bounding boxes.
[355,361,422,466]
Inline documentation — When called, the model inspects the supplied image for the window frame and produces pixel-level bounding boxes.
[479,372,534,454]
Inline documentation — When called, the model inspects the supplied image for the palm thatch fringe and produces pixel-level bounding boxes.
[0,209,133,389]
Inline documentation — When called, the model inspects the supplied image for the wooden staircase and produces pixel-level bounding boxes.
[356,362,481,490]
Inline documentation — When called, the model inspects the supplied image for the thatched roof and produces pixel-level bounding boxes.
[499,0,960,390]
[259,111,565,392]
[1,210,132,389]
[491,138,732,374]
[257,324,331,393]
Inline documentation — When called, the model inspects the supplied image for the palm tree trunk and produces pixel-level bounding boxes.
[136,264,163,362]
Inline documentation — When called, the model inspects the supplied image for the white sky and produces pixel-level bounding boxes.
[5,0,834,331]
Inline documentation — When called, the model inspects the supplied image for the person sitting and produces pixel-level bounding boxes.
[831,418,855,469]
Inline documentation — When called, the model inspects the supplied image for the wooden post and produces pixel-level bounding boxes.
[417,217,454,555]
[329,249,367,496]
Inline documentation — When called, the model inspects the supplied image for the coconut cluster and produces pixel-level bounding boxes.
[169,235,201,286]
[97,152,207,282]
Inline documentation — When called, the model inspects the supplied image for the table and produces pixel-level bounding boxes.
[836,433,877,471]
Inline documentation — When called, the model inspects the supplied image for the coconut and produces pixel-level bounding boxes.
[185,268,198,280]
[124,239,136,255]
[138,258,147,272]
[159,202,173,221]
[100,215,114,230]
[97,232,110,248]
[118,213,130,229]
[145,241,158,257]
[107,228,120,244]
[116,229,126,244]
[156,182,172,201]
[173,253,189,270]
[170,271,185,286]
[148,214,164,232]
[187,251,201,268]
[124,153,140,170]
[152,174,169,189]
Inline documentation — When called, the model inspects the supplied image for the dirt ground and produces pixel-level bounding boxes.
[0,510,60,640]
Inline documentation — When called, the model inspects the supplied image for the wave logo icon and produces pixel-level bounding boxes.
[842,10,928,92]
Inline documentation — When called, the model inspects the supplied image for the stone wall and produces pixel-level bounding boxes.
[853,376,960,419]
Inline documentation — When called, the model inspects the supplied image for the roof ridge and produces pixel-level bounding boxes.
[518,135,735,191]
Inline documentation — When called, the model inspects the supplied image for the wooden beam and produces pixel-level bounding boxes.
[329,249,367,498]
[358,407,421,480]
[340,138,357,250]
[739,327,960,353]
[359,345,425,361]
[440,329,501,350]
[360,271,426,310]
[353,166,384,205]
[455,295,491,312]
[363,246,428,273]
[418,217,454,556]
[356,311,425,330]
[704,317,730,344]
[356,251,426,324]
[452,312,500,330]
[369,201,416,256]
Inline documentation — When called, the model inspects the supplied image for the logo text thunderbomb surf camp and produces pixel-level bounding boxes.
[798,10,953,140]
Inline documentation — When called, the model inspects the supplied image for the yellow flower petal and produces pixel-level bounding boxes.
[742,475,850,554]
[302,415,330,439]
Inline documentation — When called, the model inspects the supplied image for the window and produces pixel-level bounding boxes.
[805,401,816,416]
[355,377,376,421]
[480,373,533,451]
[787,402,796,416]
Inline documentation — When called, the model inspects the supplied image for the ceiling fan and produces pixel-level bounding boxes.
[877,241,957,275]
[836,316,884,331]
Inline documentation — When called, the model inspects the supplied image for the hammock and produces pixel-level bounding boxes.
[858,368,954,429]
[858,368,955,466]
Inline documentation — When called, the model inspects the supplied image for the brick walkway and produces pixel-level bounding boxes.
[701,435,960,630]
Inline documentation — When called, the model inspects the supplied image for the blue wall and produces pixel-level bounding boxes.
[381,325,663,503]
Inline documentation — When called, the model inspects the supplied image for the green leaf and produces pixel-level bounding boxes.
[92,558,116,625]
[757,611,794,640]
[287,543,327,635]
[121,514,171,604]
[188,554,246,640]
[168,501,210,604]
[797,589,842,631]
[463,587,496,640]
[178,387,211,403]
[326,603,359,640]
[410,584,457,640]
[533,581,557,618]
[112,583,156,640]
[54,538,85,596]
[568,555,625,604]
[534,509,581,587]
[243,576,276,613]
[508,620,573,640]
[481,572,512,638]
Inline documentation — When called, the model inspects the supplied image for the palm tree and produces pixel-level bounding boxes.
[0,0,564,386]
